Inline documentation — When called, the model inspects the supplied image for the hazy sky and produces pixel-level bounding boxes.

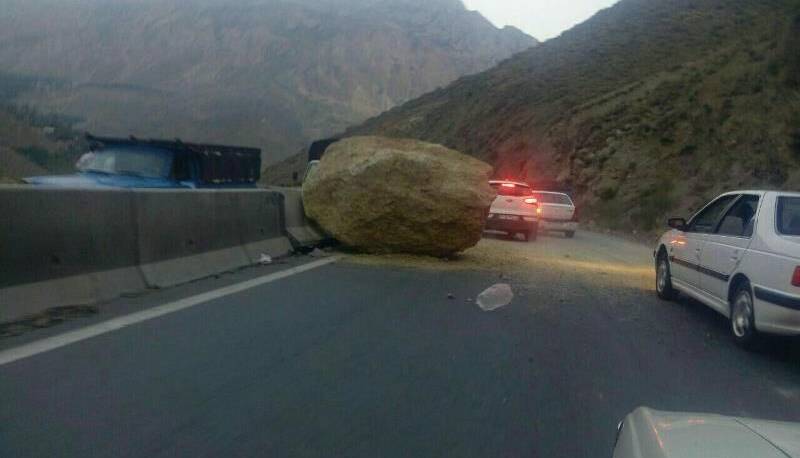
[463,0,619,41]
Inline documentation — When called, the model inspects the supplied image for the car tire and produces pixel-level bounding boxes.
[655,253,677,301]
[730,282,758,349]
[565,231,575,238]
[520,231,530,242]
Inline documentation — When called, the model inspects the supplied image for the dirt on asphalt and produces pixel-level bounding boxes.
[346,231,655,292]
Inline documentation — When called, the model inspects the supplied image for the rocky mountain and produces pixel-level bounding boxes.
[0,75,84,180]
[343,0,800,233]
[0,0,536,165]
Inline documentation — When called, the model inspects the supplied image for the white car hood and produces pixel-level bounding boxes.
[619,408,800,458]
[737,417,800,457]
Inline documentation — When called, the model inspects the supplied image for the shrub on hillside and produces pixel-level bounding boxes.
[632,181,676,231]
[784,14,800,87]
[791,130,800,157]
[597,186,618,201]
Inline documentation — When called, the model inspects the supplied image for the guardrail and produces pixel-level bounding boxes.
[0,186,293,323]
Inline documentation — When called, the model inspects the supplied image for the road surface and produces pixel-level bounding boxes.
[2,231,800,457]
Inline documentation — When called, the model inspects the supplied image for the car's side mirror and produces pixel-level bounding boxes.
[668,217,687,231]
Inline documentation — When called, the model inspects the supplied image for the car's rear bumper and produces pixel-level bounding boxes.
[485,215,538,233]
[754,286,800,335]
[539,219,578,232]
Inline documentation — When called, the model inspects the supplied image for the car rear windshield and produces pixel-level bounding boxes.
[777,197,800,236]
[491,183,531,197]
[532,193,573,205]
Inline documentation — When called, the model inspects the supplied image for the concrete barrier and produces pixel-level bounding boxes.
[134,190,249,288]
[0,186,145,322]
[0,186,291,322]
[237,190,293,264]
[272,187,328,249]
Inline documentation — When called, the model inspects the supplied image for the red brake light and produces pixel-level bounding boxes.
[524,198,537,205]
[793,267,800,287]
[501,183,516,188]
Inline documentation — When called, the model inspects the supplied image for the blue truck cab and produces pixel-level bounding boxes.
[25,134,262,189]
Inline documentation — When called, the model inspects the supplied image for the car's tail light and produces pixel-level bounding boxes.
[792,267,800,287]
[502,183,516,188]
[524,198,537,205]
[537,207,542,215]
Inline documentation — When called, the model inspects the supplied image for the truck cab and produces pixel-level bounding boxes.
[25,134,262,189]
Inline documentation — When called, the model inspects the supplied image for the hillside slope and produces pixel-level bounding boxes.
[0,74,84,179]
[347,0,800,232]
[0,0,536,162]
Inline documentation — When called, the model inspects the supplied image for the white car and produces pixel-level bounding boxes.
[614,407,800,458]
[531,191,578,238]
[485,180,540,242]
[655,190,800,347]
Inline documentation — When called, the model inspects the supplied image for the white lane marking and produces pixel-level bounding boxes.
[0,256,342,367]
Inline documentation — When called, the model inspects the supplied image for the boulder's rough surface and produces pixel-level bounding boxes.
[302,136,495,256]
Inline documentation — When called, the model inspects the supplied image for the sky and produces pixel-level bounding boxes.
[462,0,619,41]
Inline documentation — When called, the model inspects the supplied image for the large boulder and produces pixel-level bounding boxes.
[302,136,496,256]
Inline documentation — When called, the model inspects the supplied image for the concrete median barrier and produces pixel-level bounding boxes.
[0,186,292,322]
[0,186,145,322]
[237,190,293,264]
[134,190,250,288]
[273,187,328,249]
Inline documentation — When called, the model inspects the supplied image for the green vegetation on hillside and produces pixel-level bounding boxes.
[347,0,800,234]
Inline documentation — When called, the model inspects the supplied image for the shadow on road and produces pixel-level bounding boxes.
[671,294,800,363]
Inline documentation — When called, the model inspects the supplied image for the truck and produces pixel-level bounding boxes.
[24,134,262,188]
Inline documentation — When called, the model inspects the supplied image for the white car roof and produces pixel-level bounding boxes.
[719,190,800,197]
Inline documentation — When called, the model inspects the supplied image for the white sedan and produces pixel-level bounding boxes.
[484,180,540,242]
[531,191,578,238]
[654,190,800,347]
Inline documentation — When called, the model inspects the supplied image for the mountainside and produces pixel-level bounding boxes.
[0,0,536,164]
[345,0,800,233]
[0,75,83,180]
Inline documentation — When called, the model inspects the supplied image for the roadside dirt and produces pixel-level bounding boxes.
[346,231,655,292]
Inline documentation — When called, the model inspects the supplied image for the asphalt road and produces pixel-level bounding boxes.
[2,231,800,457]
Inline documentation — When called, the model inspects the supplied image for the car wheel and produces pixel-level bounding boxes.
[521,231,530,242]
[565,231,575,238]
[731,283,758,349]
[656,253,677,301]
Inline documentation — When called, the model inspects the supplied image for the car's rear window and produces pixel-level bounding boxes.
[491,183,531,197]
[532,193,573,205]
[777,197,800,236]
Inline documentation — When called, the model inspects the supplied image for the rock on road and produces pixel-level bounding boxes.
[2,231,800,457]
